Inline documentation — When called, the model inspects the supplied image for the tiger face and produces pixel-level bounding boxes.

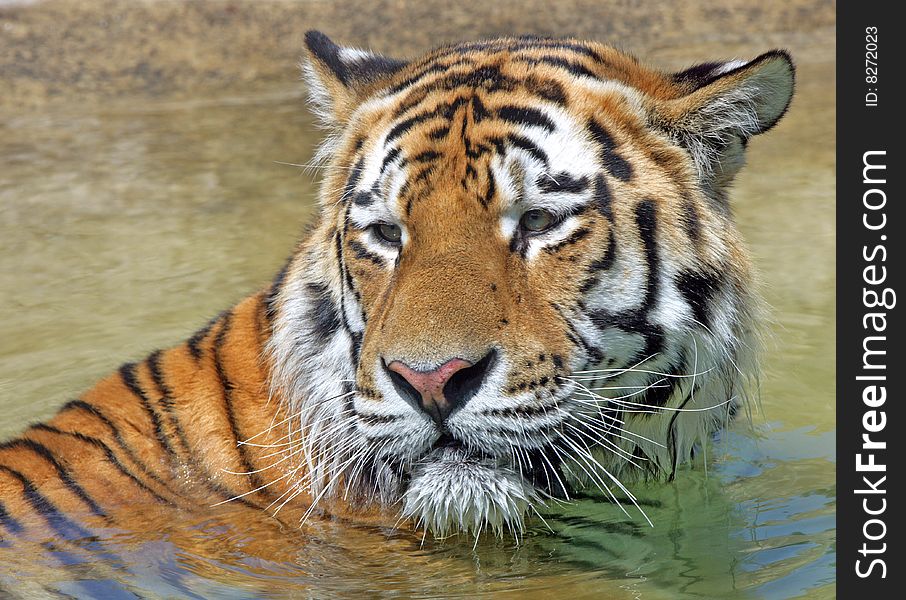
[268,32,794,536]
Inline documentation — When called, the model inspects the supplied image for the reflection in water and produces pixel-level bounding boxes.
[0,62,834,599]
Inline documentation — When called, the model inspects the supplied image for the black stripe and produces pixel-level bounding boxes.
[537,172,589,194]
[61,398,261,512]
[487,136,507,156]
[335,209,364,369]
[640,356,686,409]
[412,165,435,185]
[496,106,555,131]
[61,402,261,512]
[0,439,106,518]
[118,362,178,461]
[507,134,549,167]
[588,119,633,181]
[186,314,219,361]
[146,350,193,456]
[580,228,617,294]
[586,200,663,358]
[59,399,172,489]
[544,227,592,254]
[675,269,722,329]
[27,424,174,505]
[514,56,597,79]
[425,65,516,95]
[0,500,23,535]
[343,157,365,202]
[667,378,701,479]
[211,312,267,495]
[588,310,666,359]
[350,330,363,364]
[681,196,702,245]
[264,259,291,323]
[481,170,497,208]
[386,112,435,144]
[387,39,600,97]
[356,412,400,426]
[450,38,601,60]
[525,76,567,103]
[551,303,605,363]
[348,239,386,267]
[305,281,343,341]
[635,200,660,310]
[146,351,174,410]
[0,465,96,540]
[352,191,374,206]
[379,147,401,173]
[387,60,463,95]
[412,150,441,163]
[388,96,471,144]
[593,174,613,220]
[427,126,449,140]
[335,230,353,291]
[470,95,491,122]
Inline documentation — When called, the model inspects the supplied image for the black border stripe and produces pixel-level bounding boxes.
[481,170,497,208]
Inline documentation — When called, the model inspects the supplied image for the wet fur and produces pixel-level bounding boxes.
[0,33,794,541]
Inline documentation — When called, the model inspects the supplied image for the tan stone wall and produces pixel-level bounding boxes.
[0,0,834,109]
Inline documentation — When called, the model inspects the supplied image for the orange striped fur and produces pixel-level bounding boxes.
[1,32,794,543]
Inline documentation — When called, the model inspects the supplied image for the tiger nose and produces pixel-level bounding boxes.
[384,351,496,425]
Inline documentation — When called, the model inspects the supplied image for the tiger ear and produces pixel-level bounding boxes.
[655,50,795,193]
[302,31,408,125]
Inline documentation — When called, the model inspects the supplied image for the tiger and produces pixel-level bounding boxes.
[0,31,794,543]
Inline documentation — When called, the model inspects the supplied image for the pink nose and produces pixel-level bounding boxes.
[385,358,473,424]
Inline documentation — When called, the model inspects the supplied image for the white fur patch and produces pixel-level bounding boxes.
[401,447,541,538]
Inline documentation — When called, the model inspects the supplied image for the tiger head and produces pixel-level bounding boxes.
[267,32,794,537]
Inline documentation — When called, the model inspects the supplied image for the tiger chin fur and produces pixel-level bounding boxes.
[0,32,794,542]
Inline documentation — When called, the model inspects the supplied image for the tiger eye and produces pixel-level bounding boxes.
[375,223,402,244]
[519,209,556,233]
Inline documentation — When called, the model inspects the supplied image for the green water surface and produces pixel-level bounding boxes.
[0,49,834,599]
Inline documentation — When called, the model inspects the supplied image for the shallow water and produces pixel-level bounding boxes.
[0,57,834,599]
